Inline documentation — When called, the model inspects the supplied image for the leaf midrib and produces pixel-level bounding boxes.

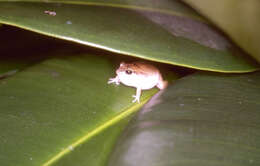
[42,97,150,166]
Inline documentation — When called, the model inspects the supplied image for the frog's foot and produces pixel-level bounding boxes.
[107,77,120,85]
[132,88,141,103]
[132,95,140,103]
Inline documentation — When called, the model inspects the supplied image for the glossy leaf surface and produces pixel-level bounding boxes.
[0,1,258,72]
[0,0,204,21]
[0,53,159,166]
[109,71,260,166]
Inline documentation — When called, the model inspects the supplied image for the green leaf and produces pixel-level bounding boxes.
[0,1,258,72]
[108,71,260,166]
[0,53,161,166]
[51,114,134,166]
[182,0,260,63]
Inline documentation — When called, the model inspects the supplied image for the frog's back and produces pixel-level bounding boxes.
[128,62,159,76]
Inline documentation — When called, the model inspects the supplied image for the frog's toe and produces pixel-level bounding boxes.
[107,80,113,84]
[132,95,140,103]
[108,78,117,84]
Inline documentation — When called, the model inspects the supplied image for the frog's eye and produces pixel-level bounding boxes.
[125,70,132,75]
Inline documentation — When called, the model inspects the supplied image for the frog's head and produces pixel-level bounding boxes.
[116,62,134,75]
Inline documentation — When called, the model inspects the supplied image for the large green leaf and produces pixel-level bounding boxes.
[182,0,260,63]
[0,1,258,72]
[108,71,260,166]
[0,52,162,166]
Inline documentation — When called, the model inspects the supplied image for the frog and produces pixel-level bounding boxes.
[108,62,168,103]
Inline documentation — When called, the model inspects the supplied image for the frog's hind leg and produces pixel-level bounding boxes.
[156,75,168,90]
[132,88,141,103]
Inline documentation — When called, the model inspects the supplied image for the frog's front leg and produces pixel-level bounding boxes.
[107,76,120,85]
[132,87,142,103]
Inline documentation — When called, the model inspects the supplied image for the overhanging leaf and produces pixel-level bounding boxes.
[0,0,204,21]
[109,71,260,166]
[0,1,258,72]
